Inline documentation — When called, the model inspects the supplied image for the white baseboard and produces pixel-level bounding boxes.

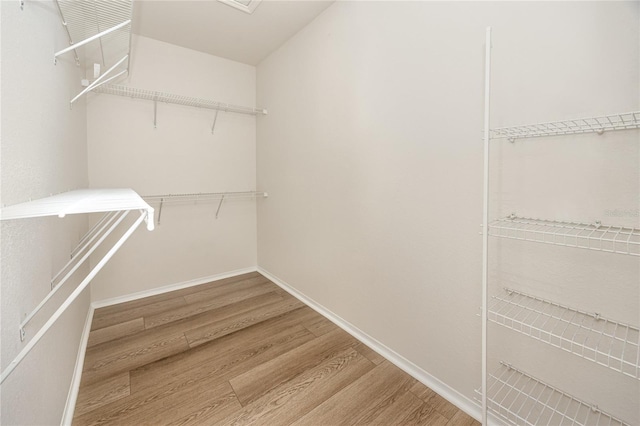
[61,304,95,426]
[257,266,482,422]
[91,267,258,309]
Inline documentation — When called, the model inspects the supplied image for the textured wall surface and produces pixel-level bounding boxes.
[1,1,90,424]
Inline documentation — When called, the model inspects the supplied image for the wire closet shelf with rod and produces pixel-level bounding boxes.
[479,27,640,426]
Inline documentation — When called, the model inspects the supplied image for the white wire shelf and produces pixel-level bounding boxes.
[489,216,640,256]
[95,84,268,116]
[143,190,267,224]
[477,362,629,426]
[489,288,640,380]
[491,111,640,141]
[0,188,154,231]
[55,1,133,104]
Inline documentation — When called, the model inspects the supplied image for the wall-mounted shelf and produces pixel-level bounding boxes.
[489,288,639,380]
[54,0,133,104]
[0,188,154,384]
[479,362,628,426]
[489,216,640,256]
[143,191,268,224]
[491,111,640,141]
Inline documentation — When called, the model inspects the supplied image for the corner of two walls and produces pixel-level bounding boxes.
[1,2,90,424]
[86,35,258,302]
[255,0,639,420]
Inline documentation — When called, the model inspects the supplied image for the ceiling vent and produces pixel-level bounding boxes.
[217,0,262,14]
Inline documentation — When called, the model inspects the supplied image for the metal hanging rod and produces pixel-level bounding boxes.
[95,84,269,116]
[143,191,268,224]
[491,111,640,141]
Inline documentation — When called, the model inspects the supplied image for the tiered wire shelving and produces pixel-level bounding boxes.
[54,0,133,104]
[481,27,639,426]
[480,362,628,426]
[95,84,268,131]
[489,216,640,256]
[143,191,268,224]
[488,288,640,380]
[0,189,154,384]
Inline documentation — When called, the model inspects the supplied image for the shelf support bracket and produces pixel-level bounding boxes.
[157,198,164,225]
[70,56,128,104]
[215,195,225,219]
[211,109,219,134]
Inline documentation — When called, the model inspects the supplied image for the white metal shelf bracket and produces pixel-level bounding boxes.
[53,0,80,66]
[215,195,225,219]
[70,55,128,105]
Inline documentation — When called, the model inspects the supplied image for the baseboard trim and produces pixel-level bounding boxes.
[91,267,259,309]
[257,266,482,422]
[61,304,95,426]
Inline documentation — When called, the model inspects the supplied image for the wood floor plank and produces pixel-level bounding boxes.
[184,296,305,347]
[229,328,360,406]
[74,376,240,426]
[87,318,145,348]
[145,280,277,329]
[91,296,188,331]
[221,348,375,426]
[290,361,416,426]
[81,327,190,387]
[74,372,130,417]
[130,323,316,396]
[403,403,451,426]
[367,389,425,425]
[92,272,261,320]
[446,410,481,426]
[181,275,271,305]
[354,342,386,365]
[301,314,337,337]
[411,381,460,420]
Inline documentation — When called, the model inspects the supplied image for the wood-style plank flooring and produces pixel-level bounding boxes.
[74,272,479,425]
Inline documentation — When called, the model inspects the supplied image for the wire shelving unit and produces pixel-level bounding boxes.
[491,111,640,141]
[54,0,133,104]
[480,28,639,426]
[95,84,268,116]
[480,362,628,426]
[489,288,640,380]
[0,189,154,384]
[142,191,268,224]
[94,84,267,131]
[489,216,640,256]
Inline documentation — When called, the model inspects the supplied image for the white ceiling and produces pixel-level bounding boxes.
[132,0,335,65]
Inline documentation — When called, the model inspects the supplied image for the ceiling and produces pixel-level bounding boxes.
[132,0,335,65]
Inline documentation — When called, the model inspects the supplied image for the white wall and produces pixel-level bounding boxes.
[87,35,259,301]
[1,1,90,424]
[257,1,639,422]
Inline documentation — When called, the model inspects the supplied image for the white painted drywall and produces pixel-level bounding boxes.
[87,35,259,301]
[1,1,90,424]
[257,1,639,422]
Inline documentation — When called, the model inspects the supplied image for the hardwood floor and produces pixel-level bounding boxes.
[74,272,479,426]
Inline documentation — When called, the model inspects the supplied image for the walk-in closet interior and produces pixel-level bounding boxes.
[1,1,638,425]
